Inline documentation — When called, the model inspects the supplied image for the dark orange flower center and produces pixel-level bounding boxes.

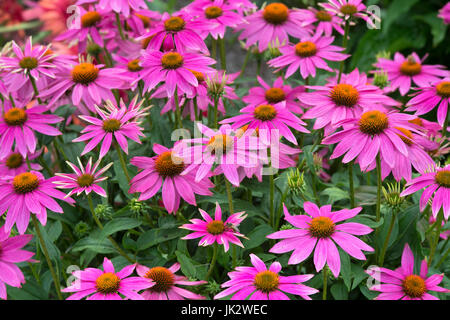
[6,153,24,169]
[435,170,450,188]
[127,59,143,72]
[135,13,150,28]
[400,60,422,76]
[207,134,234,154]
[164,16,186,32]
[330,83,359,107]
[358,110,389,135]
[254,270,279,293]
[161,52,184,69]
[408,118,423,127]
[102,119,121,132]
[141,35,155,49]
[402,275,426,298]
[265,87,286,104]
[77,173,95,187]
[95,272,120,294]
[295,41,317,57]
[309,216,335,238]
[206,220,225,235]
[316,10,332,21]
[190,70,205,82]
[13,172,39,194]
[155,151,185,177]
[81,11,102,28]
[205,6,223,19]
[4,108,28,126]
[254,104,277,121]
[395,127,413,146]
[340,4,357,15]
[145,267,175,292]
[19,56,38,70]
[71,63,99,85]
[263,3,289,25]
[436,81,450,98]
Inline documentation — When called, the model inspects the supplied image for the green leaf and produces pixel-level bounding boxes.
[137,228,182,251]
[113,161,133,199]
[0,21,42,33]
[330,281,348,300]
[100,218,142,238]
[242,224,273,250]
[382,0,420,33]
[176,251,197,278]
[322,187,349,204]
[414,13,448,47]
[339,249,352,291]
[351,264,369,290]
[71,237,116,254]
[348,214,384,229]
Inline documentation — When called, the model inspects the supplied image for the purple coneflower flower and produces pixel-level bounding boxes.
[320,0,380,28]
[77,0,148,17]
[0,149,41,177]
[297,6,344,36]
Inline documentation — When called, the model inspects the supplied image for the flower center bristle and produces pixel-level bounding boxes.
[13,172,39,194]
[135,13,150,28]
[295,41,317,57]
[205,6,223,19]
[6,153,24,169]
[161,52,184,69]
[436,81,450,98]
[358,110,389,135]
[330,83,359,107]
[265,88,286,103]
[395,127,413,146]
[19,56,38,70]
[141,35,154,49]
[102,119,121,132]
[190,70,205,82]
[315,10,332,21]
[340,4,357,15]
[164,16,185,32]
[4,108,28,126]
[127,59,143,72]
[208,134,233,154]
[81,11,102,28]
[206,220,225,235]
[254,271,279,293]
[402,275,426,298]
[71,63,99,85]
[145,267,175,292]
[308,216,335,238]
[435,170,450,188]
[400,58,422,76]
[263,3,289,25]
[95,272,120,294]
[408,118,423,127]
[254,104,277,121]
[77,173,95,187]
[155,151,185,177]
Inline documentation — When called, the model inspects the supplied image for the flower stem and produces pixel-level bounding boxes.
[115,142,130,183]
[442,109,449,138]
[87,194,135,264]
[31,215,63,300]
[337,20,350,83]
[205,243,218,281]
[348,161,355,208]
[29,75,43,104]
[174,87,182,129]
[428,209,444,267]
[375,154,382,228]
[213,94,219,129]
[240,50,251,78]
[378,208,397,267]
[270,171,275,228]
[115,12,126,40]
[219,36,226,70]
[436,246,450,268]
[225,179,237,268]
[193,96,199,122]
[322,267,328,300]
[211,38,217,66]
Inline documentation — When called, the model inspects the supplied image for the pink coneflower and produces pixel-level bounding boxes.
[136,263,206,300]
[180,202,247,252]
[268,202,373,277]
[39,59,129,112]
[62,257,152,300]
[214,254,318,300]
[268,31,348,79]
[135,49,215,96]
[375,52,449,96]
[0,226,34,300]
[243,76,304,114]
[137,12,209,54]
[300,69,400,132]
[319,0,380,28]
[77,0,148,17]
[405,78,450,127]
[72,97,148,158]
[188,0,244,40]
[297,6,344,36]
[0,149,42,177]
[129,143,214,214]
[0,171,75,234]
[322,109,418,171]
[367,243,449,300]
[0,103,63,159]
[220,101,309,145]
[53,157,113,198]
[438,2,450,24]
[236,2,312,52]
[400,164,450,220]
[113,55,147,90]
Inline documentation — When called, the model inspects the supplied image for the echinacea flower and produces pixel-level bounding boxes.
[214,254,318,300]
[77,0,148,17]
[322,108,418,171]
[268,30,349,79]
[180,202,247,252]
[375,52,448,96]
[129,143,214,214]
[236,2,312,52]
[0,226,34,300]
[400,164,450,220]
[0,149,41,177]
[54,157,113,198]
[0,171,75,234]
[297,7,344,36]
[72,97,148,158]
[405,78,450,127]
[300,69,400,132]
[319,0,380,28]
[367,243,449,300]
[62,257,152,300]
[0,102,63,159]
[267,202,373,277]
[136,263,206,300]
[438,2,450,24]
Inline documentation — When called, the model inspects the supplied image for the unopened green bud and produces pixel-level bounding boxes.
[382,182,405,209]
[287,168,306,195]
[94,204,113,220]
[74,221,90,238]
[373,70,389,89]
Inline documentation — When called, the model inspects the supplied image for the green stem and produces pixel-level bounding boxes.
[115,12,126,40]
[213,94,219,129]
[29,75,43,104]
[337,20,350,83]
[211,38,217,66]
[379,208,398,267]
[270,171,275,228]
[442,109,449,138]
[348,161,355,208]
[436,246,450,268]
[31,215,63,300]
[219,36,226,70]
[240,50,251,78]
[375,154,382,229]
[193,96,199,122]
[115,142,130,183]
[428,209,444,267]
[174,87,182,129]
[275,187,289,230]
[225,180,237,268]
[322,267,328,300]
[205,243,218,281]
